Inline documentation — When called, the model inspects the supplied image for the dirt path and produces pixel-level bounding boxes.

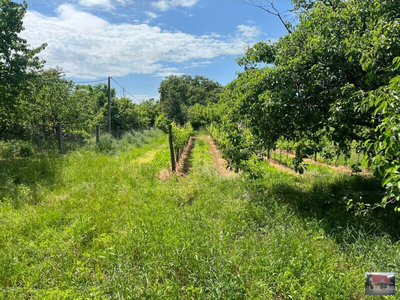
[205,136,237,177]
[159,136,195,180]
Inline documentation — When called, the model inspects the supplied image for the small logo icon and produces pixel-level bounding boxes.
[365,273,395,295]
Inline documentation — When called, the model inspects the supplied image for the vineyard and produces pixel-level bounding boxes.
[0,131,399,298]
[1,0,400,298]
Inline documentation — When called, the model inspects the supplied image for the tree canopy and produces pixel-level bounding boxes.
[212,0,400,209]
[159,74,223,128]
[0,0,46,138]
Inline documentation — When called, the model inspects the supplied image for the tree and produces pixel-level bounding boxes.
[159,74,223,127]
[0,0,46,138]
[137,98,161,128]
[214,0,400,205]
[159,75,189,124]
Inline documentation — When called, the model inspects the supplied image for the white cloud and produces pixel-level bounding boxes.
[237,25,262,39]
[22,5,261,79]
[144,11,159,23]
[186,61,212,68]
[145,11,158,19]
[154,0,199,11]
[154,67,185,77]
[79,0,113,9]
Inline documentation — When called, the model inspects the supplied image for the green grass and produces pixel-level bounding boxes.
[0,134,399,299]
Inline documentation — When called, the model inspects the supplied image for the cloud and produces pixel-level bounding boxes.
[22,5,261,79]
[144,11,159,23]
[145,11,158,19]
[185,61,212,68]
[154,0,199,11]
[154,67,185,77]
[79,0,113,9]
[236,25,262,39]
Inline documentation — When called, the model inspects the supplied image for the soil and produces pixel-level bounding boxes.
[272,149,369,174]
[205,136,237,177]
[158,136,195,180]
[267,157,298,176]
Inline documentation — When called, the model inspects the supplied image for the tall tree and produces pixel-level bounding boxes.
[214,0,400,205]
[0,0,46,138]
[159,74,222,126]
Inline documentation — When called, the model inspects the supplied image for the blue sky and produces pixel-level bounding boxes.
[20,0,293,102]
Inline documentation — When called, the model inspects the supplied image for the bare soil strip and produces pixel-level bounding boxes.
[272,149,369,174]
[266,157,298,176]
[205,136,237,177]
[159,136,195,180]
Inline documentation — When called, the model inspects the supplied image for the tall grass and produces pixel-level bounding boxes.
[0,134,399,299]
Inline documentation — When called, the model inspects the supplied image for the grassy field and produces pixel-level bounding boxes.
[0,133,399,299]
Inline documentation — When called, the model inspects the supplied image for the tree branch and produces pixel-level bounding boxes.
[246,0,293,34]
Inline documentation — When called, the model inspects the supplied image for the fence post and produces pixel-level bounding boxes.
[169,124,176,172]
[57,122,63,154]
[107,77,111,134]
[96,125,100,144]
[286,147,289,163]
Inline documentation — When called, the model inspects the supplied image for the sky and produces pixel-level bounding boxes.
[18,0,293,102]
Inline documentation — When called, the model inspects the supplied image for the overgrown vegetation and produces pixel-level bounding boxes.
[1,0,400,297]
[1,134,399,298]
[211,0,400,211]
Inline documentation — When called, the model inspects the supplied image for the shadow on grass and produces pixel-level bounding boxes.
[248,171,400,246]
[0,154,63,207]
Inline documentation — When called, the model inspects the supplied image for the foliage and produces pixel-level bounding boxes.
[159,75,223,127]
[216,0,400,209]
[171,122,193,152]
[0,0,46,138]
[187,103,221,129]
[155,113,170,133]
[360,57,400,210]
[96,129,165,154]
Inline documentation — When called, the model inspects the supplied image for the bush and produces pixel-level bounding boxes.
[18,141,34,157]
[97,134,116,153]
[0,140,35,158]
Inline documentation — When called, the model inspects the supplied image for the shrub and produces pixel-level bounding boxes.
[97,134,116,153]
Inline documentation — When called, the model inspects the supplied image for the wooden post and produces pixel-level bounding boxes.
[169,124,176,172]
[117,126,120,139]
[107,76,111,134]
[286,147,289,163]
[57,122,63,154]
[96,125,100,144]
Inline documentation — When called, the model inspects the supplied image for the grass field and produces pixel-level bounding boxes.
[0,133,399,299]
